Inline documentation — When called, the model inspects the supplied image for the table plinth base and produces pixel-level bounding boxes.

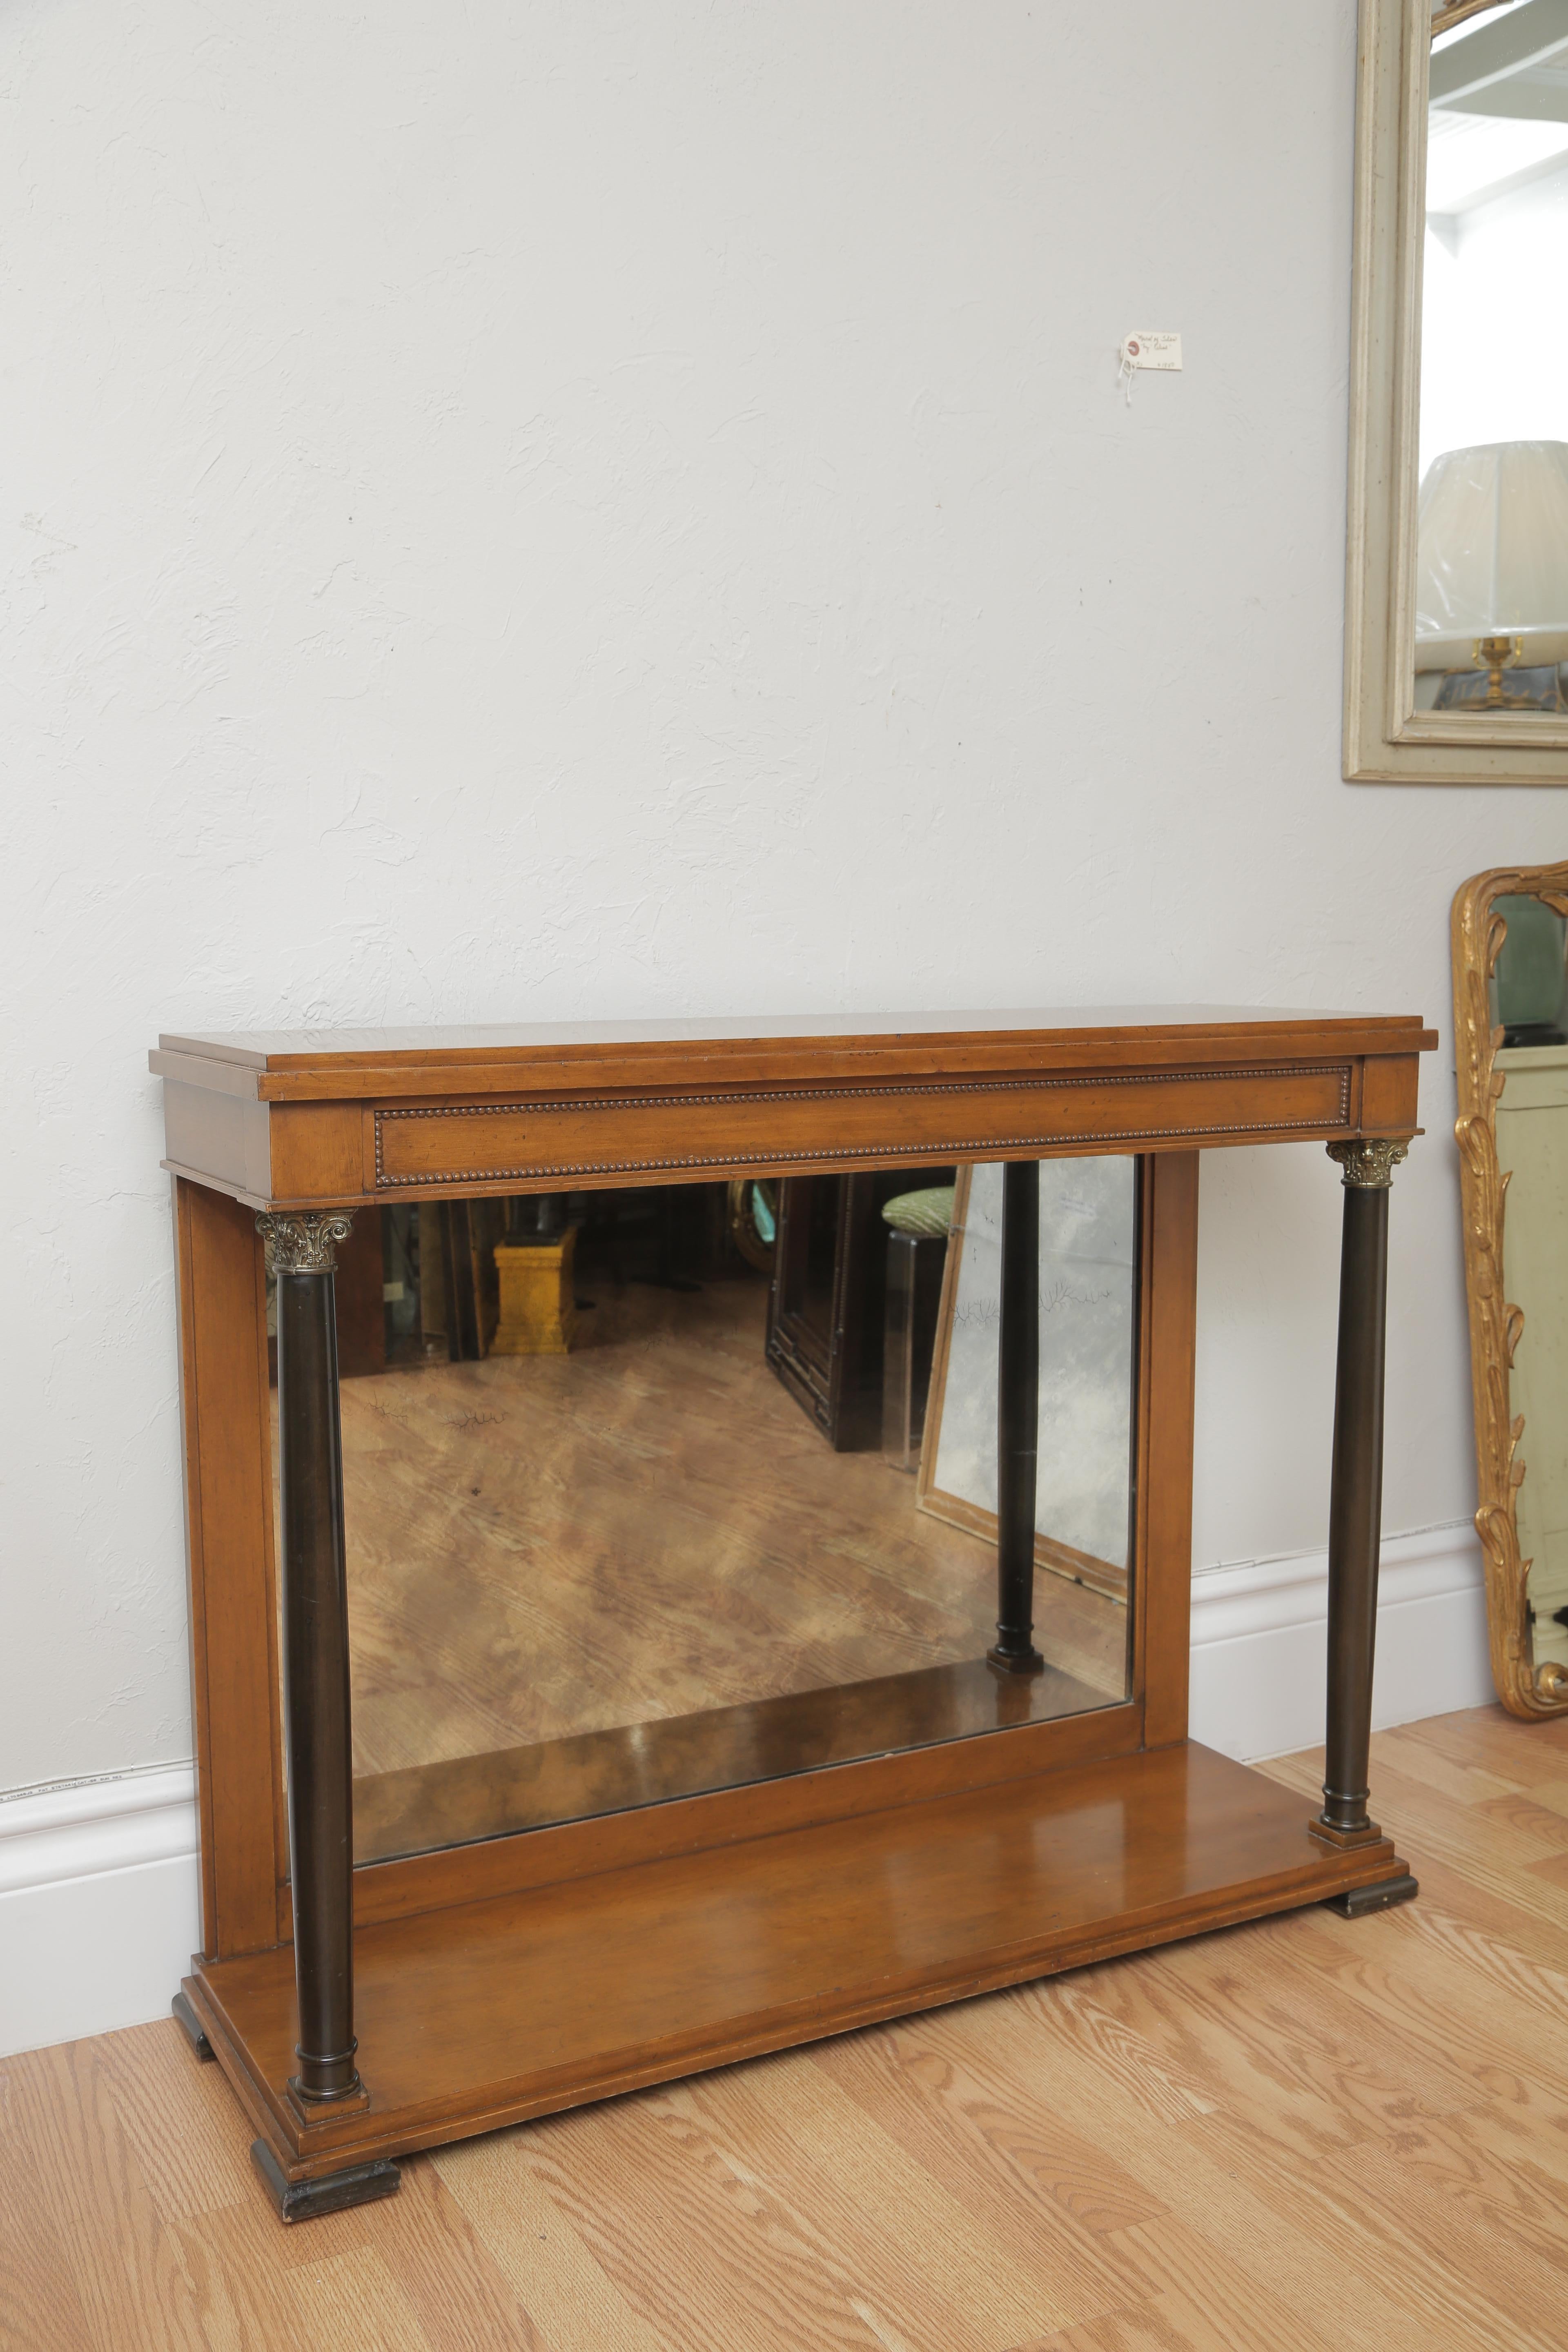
[1324,1870,1419,1918]
[180,1740,1410,2203]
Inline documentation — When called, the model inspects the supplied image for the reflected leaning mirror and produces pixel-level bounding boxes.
[1454,860,1568,1714]
[267,1161,1142,1864]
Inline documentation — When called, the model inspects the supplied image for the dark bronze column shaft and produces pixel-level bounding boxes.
[263,1211,362,2104]
[990,1158,1045,1673]
[1319,1141,1407,1839]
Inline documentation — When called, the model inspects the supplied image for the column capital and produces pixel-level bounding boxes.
[257,1210,356,1276]
[1327,1138,1409,1191]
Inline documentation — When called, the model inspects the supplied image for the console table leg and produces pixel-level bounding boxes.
[260,1211,370,2109]
[989,1159,1044,1673]
[1314,1141,1409,1858]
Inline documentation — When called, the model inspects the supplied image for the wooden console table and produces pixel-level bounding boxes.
[150,1006,1433,2221]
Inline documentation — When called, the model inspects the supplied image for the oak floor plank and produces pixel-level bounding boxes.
[1515,1771,1568,1821]
[466,2061,1040,2352]
[986,1978,1468,2352]
[713,2049,1085,2345]
[1382,1847,1568,1997]
[1008,1974,1220,2128]
[1392,1704,1568,1791]
[93,2021,272,2228]
[1023,1940,1427,2166]
[1244,1906,1567,2116]
[1525,1845,1568,1895]
[1172,2103,1558,2352]
[809,2012,1158,2319]
[160,2170,490,2352]
[7,2040,214,2352]
[1329,1759,1568,1933]
[1358,1726,1519,1806]
[1017,2311,1189,2352]
[164,2201,335,2352]
[1443,2090,1568,2204]
[285,2245,433,2352]
[369,2155,553,2352]
[0,2062,97,2352]
[1135,1924,1483,2131]
[431,2129,701,2352]
[1325,2119,1568,2335]
[1252,1748,1319,1799]
[1468,1788,1568,1848]
[1099,2214,1341,2352]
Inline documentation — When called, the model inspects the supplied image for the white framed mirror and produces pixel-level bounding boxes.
[1346,0,1568,782]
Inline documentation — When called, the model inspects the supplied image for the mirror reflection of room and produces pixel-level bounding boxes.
[267,1158,1139,1864]
[1491,893,1568,1674]
[1416,0,1568,711]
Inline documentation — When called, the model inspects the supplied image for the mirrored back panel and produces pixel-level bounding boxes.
[270,1160,1141,1865]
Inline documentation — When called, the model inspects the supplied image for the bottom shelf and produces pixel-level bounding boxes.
[189,1740,1407,2183]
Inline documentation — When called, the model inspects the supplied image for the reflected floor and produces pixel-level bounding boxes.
[320,1276,1125,1849]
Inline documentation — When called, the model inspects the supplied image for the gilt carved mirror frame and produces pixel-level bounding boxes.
[1453,861,1568,1715]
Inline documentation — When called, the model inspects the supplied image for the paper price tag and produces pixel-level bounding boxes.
[1120,331,1182,372]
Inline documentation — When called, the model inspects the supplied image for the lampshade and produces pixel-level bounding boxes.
[1414,440,1568,673]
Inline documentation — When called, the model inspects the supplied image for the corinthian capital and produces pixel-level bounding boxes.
[257,1211,356,1275]
[1327,1139,1410,1191]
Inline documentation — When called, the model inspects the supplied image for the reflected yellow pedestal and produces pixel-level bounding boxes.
[491,1231,579,1356]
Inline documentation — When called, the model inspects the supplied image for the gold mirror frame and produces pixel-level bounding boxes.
[1453,862,1568,1715]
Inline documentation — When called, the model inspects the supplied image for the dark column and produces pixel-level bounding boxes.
[1316,1140,1408,1843]
[260,1210,363,2104]
[989,1159,1045,1673]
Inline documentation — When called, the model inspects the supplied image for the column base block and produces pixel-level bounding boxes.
[251,2138,401,2225]
[1323,1871,1419,1918]
[986,1645,1045,1676]
[1307,1814,1384,1851]
[285,2074,372,2127]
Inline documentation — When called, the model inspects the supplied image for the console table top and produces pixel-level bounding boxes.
[154,1006,1435,1103]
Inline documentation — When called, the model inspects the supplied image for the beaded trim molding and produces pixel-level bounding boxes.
[371,1065,1353,1189]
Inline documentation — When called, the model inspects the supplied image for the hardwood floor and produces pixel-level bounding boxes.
[317,1274,1125,1785]
[7,1704,1568,2350]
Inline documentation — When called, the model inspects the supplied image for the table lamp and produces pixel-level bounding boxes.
[1414,440,1568,707]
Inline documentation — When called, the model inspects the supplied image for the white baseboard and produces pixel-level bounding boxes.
[0,1764,199,2060]
[0,1521,1492,2059]
[1190,1519,1493,1762]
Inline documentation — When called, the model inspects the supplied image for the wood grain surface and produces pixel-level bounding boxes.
[175,1180,287,1959]
[6,1704,1567,2350]
[183,1742,1408,2180]
[150,1009,1432,1210]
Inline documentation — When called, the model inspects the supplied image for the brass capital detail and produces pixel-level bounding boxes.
[1327,1138,1409,1190]
[257,1210,356,1275]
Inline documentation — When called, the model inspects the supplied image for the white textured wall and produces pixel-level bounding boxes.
[4,0,1564,1797]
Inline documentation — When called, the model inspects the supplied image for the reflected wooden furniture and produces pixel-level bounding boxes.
[765,1172,911,1449]
[330,1212,388,1380]
[151,1006,1433,2221]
